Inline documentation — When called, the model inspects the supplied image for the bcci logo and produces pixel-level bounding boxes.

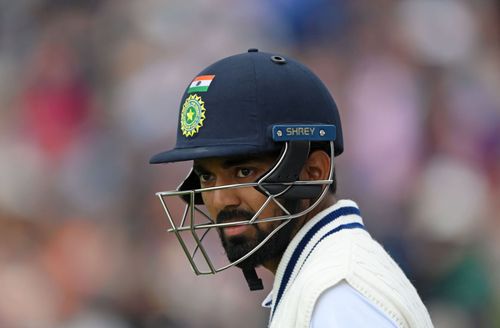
[180,94,206,137]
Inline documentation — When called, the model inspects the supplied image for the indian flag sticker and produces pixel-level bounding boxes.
[188,75,215,93]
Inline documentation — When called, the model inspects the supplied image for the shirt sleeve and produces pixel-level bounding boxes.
[310,281,397,328]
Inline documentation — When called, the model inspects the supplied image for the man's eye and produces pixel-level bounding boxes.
[236,168,253,178]
[199,174,213,183]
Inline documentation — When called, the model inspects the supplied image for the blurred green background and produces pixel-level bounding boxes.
[0,0,499,327]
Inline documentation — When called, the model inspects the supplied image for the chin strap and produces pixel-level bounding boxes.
[242,268,264,291]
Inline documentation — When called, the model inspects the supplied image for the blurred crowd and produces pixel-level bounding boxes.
[0,0,499,327]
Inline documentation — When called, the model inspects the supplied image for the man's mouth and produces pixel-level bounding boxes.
[223,224,249,237]
[217,218,251,238]
[216,209,255,238]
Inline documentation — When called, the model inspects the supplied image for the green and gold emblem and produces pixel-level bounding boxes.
[180,94,206,137]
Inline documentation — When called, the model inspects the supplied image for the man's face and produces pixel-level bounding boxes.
[193,155,297,270]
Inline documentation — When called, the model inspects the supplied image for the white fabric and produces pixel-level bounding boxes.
[266,199,433,328]
[310,281,397,328]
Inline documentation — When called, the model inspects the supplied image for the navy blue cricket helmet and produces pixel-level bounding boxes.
[150,49,343,165]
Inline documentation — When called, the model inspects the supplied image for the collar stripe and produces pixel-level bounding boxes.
[271,206,362,318]
[296,222,364,276]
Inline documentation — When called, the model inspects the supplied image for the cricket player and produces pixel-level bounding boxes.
[150,49,433,327]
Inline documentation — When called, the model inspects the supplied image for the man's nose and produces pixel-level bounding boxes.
[211,179,241,208]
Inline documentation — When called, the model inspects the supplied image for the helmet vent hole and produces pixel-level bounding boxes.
[271,56,286,64]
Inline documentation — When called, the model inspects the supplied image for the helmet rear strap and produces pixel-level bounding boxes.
[258,141,322,200]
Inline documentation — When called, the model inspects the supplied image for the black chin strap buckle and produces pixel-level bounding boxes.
[243,268,264,291]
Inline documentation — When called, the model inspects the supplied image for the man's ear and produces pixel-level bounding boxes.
[300,150,331,181]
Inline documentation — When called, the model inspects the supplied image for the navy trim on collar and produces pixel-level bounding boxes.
[271,206,363,319]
